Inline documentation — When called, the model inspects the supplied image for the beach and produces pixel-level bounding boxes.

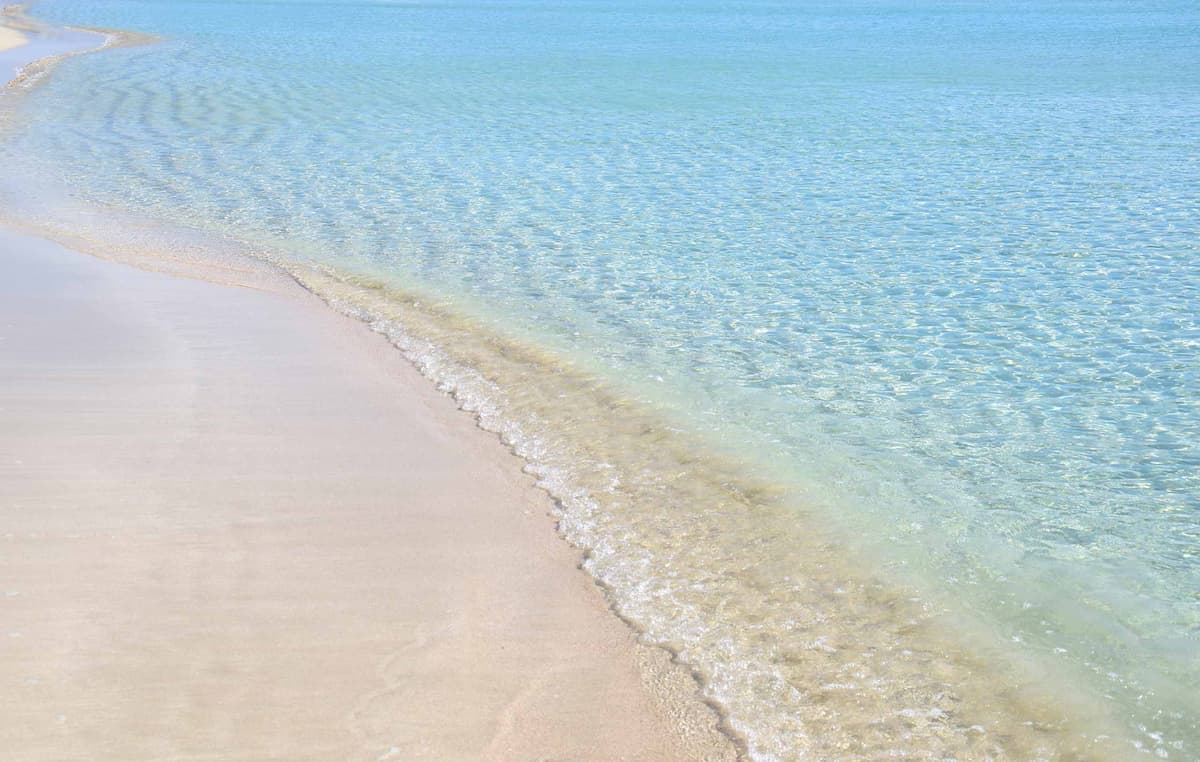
[3,0,1198,758]
[0,227,736,759]
[0,25,23,52]
[0,13,737,760]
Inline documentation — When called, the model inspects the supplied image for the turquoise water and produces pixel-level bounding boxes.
[3,0,1199,757]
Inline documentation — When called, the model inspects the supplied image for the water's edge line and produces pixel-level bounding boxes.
[0,8,752,757]
[0,215,753,760]
[285,268,753,758]
[2,3,154,94]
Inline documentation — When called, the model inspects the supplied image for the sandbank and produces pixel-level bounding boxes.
[0,227,737,759]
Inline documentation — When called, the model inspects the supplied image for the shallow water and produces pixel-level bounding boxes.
[3,0,1198,758]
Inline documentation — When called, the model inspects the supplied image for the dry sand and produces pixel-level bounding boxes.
[0,227,738,760]
[0,25,23,51]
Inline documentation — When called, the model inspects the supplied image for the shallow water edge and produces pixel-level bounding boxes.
[0,187,1144,760]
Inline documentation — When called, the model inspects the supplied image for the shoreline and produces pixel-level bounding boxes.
[0,5,149,93]
[0,226,739,760]
[1,4,1185,760]
[0,12,741,760]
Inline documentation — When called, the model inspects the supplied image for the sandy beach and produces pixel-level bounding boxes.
[10,0,1196,755]
[0,227,736,759]
[0,13,738,759]
[0,24,23,52]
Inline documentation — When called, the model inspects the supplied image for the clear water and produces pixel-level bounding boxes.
[3,0,1198,758]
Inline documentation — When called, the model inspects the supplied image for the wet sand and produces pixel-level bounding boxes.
[0,227,737,760]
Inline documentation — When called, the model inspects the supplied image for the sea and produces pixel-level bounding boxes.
[2,0,1197,758]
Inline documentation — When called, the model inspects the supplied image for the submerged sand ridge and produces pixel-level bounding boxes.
[0,228,737,759]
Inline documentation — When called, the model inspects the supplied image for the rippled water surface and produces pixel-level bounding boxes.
[4,0,1199,758]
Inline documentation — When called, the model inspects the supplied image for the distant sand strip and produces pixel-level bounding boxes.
[0,5,150,96]
[0,24,24,51]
